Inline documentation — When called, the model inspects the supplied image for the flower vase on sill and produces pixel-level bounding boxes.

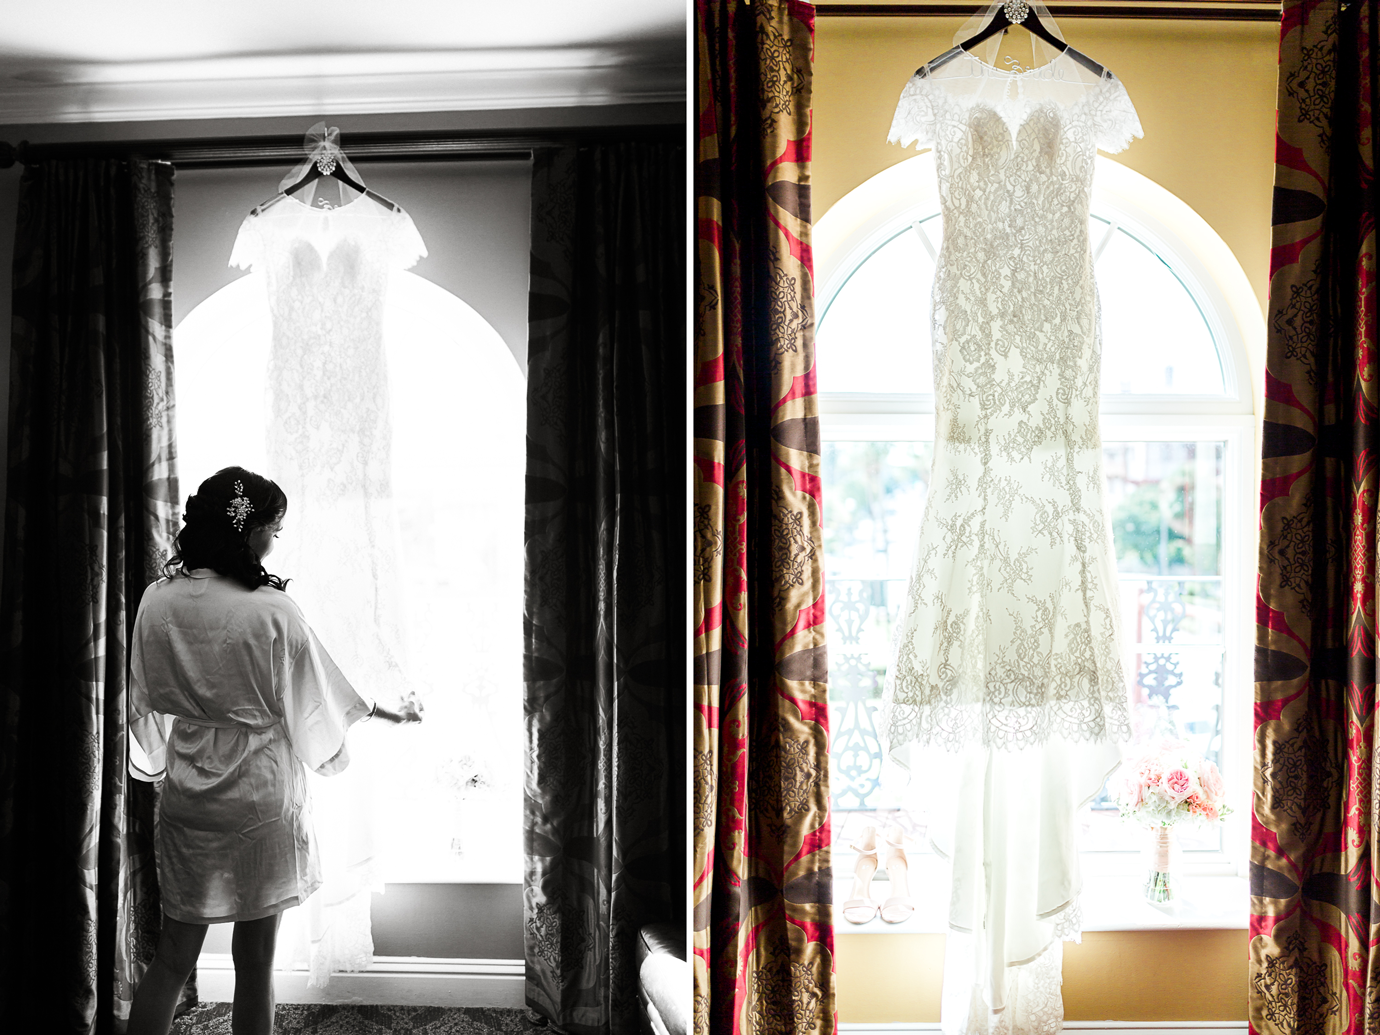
[1144,824,1175,903]
[438,753,494,856]
[1112,741,1231,905]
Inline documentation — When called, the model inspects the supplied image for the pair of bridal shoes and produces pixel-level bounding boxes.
[841,824,915,925]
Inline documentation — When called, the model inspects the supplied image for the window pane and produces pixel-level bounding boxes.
[1104,442,1223,576]
[1097,228,1226,395]
[817,220,938,395]
[1093,439,1228,853]
[1118,579,1224,645]
[818,215,1230,400]
[821,440,933,579]
[823,440,934,848]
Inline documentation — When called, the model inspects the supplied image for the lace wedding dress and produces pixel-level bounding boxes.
[230,190,426,985]
[883,6,1141,1033]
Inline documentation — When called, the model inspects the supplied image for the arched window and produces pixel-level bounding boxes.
[818,155,1259,878]
[175,268,525,885]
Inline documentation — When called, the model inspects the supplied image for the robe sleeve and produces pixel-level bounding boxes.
[128,587,170,782]
[281,625,375,776]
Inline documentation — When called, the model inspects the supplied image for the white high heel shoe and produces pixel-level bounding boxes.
[879,825,915,924]
[842,825,881,924]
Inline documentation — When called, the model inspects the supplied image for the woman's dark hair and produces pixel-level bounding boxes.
[165,467,290,591]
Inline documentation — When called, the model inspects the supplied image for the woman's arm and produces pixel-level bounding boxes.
[368,692,424,725]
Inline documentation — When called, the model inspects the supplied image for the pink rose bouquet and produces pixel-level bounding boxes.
[1113,743,1231,827]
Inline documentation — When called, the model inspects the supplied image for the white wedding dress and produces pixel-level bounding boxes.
[230,191,426,985]
[883,9,1141,1034]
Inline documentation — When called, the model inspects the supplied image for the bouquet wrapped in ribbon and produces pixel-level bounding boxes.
[1113,742,1230,902]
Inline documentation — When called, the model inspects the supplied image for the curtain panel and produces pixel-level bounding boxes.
[1252,3,1380,1033]
[693,1,834,1033]
[0,160,181,1033]
[523,141,686,1035]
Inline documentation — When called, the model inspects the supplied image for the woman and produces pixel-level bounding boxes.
[126,467,422,1035]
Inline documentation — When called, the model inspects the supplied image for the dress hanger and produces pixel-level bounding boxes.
[250,131,401,217]
[919,0,1106,79]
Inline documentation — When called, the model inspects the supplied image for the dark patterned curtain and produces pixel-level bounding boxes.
[693,1,834,1033]
[1252,3,1380,1033]
[523,141,686,1035]
[0,160,182,1033]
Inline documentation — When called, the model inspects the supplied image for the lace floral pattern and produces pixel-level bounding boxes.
[882,55,1141,756]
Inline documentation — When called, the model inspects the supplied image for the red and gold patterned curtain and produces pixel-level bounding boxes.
[693,1,834,1033]
[1252,3,1379,1032]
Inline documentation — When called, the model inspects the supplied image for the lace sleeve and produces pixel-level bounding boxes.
[390,209,428,270]
[228,214,263,271]
[1092,75,1143,154]
[888,72,937,151]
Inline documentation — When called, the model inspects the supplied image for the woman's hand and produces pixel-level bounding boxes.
[398,692,424,724]
[371,692,424,725]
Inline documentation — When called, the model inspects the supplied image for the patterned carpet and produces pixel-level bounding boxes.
[170,1002,531,1034]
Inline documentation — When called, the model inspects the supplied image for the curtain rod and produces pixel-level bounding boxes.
[0,124,682,170]
[815,3,1280,19]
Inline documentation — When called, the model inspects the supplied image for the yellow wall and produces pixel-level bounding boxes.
[837,931,1250,1023]
[818,16,1275,1024]
[814,16,1280,314]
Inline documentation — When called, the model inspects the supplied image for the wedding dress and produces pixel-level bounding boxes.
[229,158,426,985]
[882,5,1141,1033]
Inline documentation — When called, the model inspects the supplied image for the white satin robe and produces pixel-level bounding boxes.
[128,570,373,924]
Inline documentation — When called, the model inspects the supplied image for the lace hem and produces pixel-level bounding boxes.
[942,935,1067,1035]
[1046,900,1082,943]
[885,694,1131,754]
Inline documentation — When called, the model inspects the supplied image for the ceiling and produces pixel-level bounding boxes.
[0,0,688,125]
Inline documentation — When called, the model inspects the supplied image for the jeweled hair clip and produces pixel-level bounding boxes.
[226,480,254,532]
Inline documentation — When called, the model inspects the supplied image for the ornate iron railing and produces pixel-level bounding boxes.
[826,576,1224,813]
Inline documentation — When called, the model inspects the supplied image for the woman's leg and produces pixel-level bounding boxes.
[127,914,208,1035]
[230,912,281,1035]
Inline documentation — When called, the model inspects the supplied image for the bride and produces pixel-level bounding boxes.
[125,467,422,1035]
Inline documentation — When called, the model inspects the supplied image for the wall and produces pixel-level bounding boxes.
[817,15,1277,1024]
[173,158,532,370]
[837,931,1249,1023]
[814,17,1279,314]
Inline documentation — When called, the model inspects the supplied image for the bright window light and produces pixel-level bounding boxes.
[174,269,524,883]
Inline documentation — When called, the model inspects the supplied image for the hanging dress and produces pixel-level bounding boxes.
[883,37,1142,1035]
[229,191,426,982]
[230,193,426,705]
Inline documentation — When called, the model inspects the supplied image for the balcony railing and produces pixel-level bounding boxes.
[825,575,1225,817]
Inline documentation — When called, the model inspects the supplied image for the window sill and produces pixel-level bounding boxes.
[832,859,1248,934]
[194,953,523,1007]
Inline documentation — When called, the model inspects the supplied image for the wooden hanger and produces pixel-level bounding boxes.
[918,2,1106,79]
